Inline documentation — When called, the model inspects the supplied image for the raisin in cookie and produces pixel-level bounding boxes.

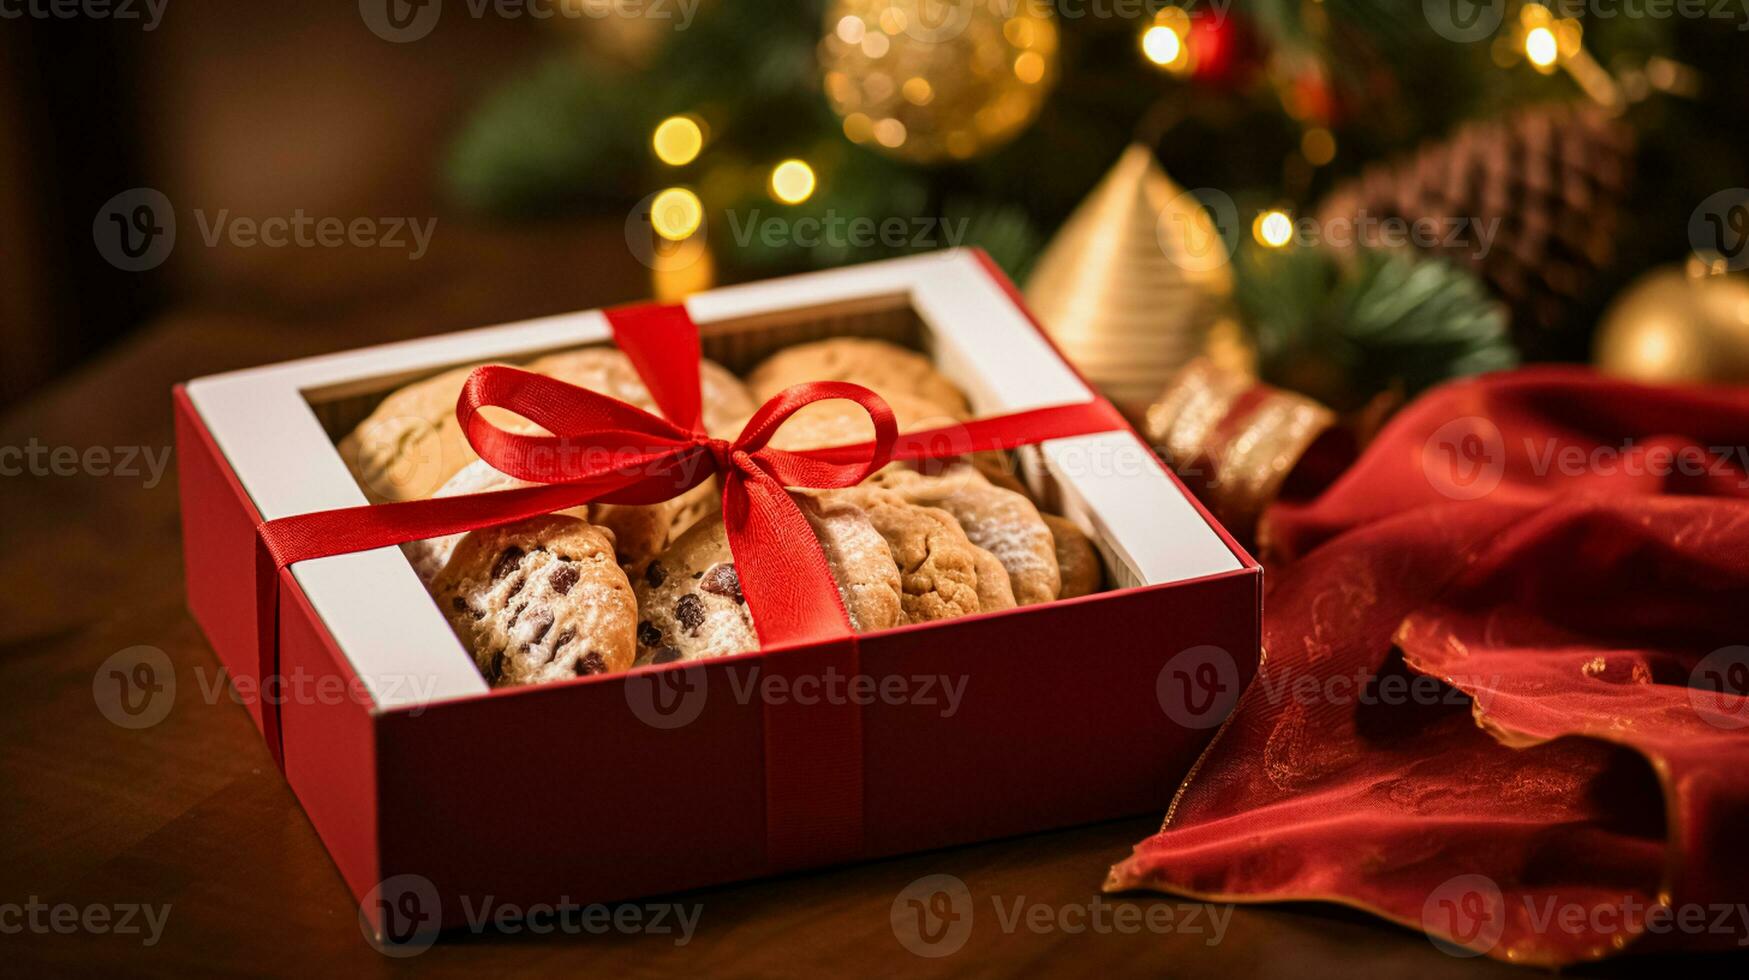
[1043,513,1103,599]
[867,463,1061,605]
[633,495,902,664]
[432,515,636,687]
[748,338,970,419]
[818,487,993,624]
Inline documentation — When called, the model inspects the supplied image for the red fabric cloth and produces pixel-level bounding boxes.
[1108,368,1749,965]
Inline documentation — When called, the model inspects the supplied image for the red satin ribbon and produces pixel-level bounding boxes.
[251,302,1127,863]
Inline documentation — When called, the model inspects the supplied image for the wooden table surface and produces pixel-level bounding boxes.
[1,228,1733,976]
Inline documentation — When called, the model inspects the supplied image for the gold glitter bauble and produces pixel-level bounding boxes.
[820,0,1058,164]
[1594,261,1749,385]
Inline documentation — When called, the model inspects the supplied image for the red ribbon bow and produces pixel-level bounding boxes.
[251,303,1125,864]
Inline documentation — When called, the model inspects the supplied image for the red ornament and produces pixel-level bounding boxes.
[1185,10,1260,89]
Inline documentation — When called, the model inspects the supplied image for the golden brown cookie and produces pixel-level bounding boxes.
[339,349,753,504]
[866,464,1061,605]
[338,362,514,503]
[633,494,902,664]
[403,459,687,581]
[748,338,971,418]
[820,487,989,624]
[527,347,756,438]
[970,545,1018,613]
[1043,513,1103,599]
[431,515,636,687]
[730,389,964,453]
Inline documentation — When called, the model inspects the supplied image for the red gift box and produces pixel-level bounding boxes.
[175,250,1260,938]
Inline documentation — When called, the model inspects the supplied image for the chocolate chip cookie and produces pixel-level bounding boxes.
[867,463,1061,605]
[1043,513,1103,599]
[403,459,685,582]
[431,514,637,687]
[633,494,903,663]
[748,338,971,419]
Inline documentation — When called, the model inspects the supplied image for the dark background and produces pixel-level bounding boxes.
[0,2,593,407]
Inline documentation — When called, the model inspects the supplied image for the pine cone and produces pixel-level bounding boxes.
[1315,103,1634,334]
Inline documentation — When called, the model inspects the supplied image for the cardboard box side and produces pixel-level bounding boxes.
[175,386,269,735]
[277,573,384,905]
[858,567,1260,855]
[369,657,771,924]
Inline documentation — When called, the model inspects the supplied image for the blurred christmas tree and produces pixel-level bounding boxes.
[443,0,1747,405]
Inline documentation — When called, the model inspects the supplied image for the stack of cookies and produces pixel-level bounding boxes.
[339,338,1107,688]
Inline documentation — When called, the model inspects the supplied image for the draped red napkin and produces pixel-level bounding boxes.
[1108,367,1749,965]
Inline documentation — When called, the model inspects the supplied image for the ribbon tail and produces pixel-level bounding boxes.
[254,536,287,769]
[726,474,856,648]
[723,472,866,869]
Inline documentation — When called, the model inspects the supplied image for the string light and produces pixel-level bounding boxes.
[769,159,817,205]
[1253,209,1294,249]
[652,116,704,167]
[650,187,703,241]
[1141,25,1182,67]
[1524,26,1559,71]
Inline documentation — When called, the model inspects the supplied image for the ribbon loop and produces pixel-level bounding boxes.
[733,381,898,490]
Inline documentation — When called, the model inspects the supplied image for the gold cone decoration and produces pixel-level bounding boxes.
[1025,143,1235,414]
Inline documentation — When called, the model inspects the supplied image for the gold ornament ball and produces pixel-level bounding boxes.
[820,0,1058,164]
[1594,261,1749,384]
